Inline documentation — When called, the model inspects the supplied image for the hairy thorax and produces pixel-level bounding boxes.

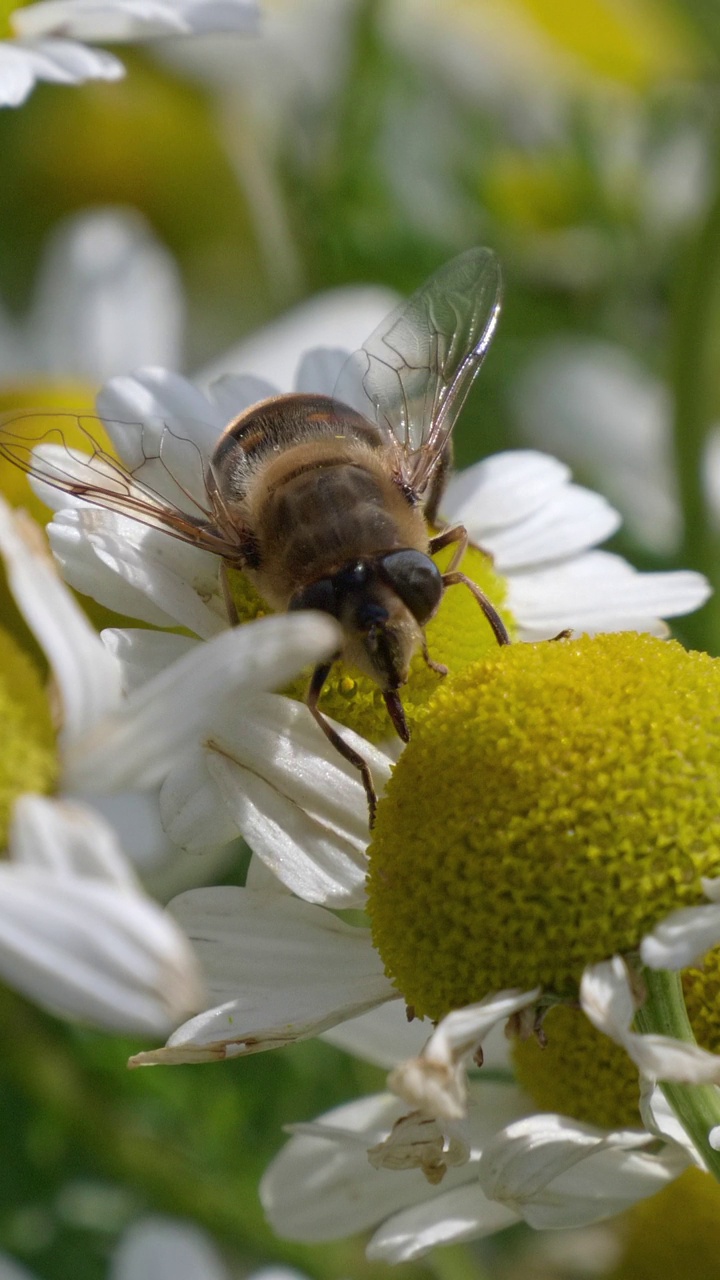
[243,439,429,608]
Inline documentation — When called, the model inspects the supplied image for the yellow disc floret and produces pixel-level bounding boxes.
[0,627,57,848]
[227,540,513,742]
[367,633,720,1024]
[609,1167,720,1280]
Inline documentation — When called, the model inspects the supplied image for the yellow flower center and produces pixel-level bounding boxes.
[227,539,513,742]
[367,633,720,1124]
[0,626,57,848]
[0,382,99,524]
[609,1167,720,1280]
[0,0,25,39]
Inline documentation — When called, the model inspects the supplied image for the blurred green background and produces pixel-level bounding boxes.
[3,1,720,1276]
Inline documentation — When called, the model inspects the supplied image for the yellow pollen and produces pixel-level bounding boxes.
[0,627,57,848]
[367,633,720,1037]
[226,540,513,741]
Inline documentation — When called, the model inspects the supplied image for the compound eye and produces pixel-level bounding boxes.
[289,577,338,616]
[378,550,443,624]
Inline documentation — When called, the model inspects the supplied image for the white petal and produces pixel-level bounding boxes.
[640,1082,703,1160]
[510,340,678,554]
[0,38,122,107]
[76,788,175,869]
[111,1217,228,1280]
[703,876,720,903]
[11,794,136,886]
[481,485,620,573]
[2,801,204,1034]
[14,0,259,42]
[261,1092,477,1242]
[53,507,225,637]
[62,612,341,792]
[641,902,720,970]
[322,999,430,1069]
[31,208,185,382]
[477,1113,686,1229]
[199,694,387,906]
[129,889,394,1064]
[206,373,277,422]
[101,628,199,695]
[442,451,571,533]
[295,348,349,397]
[48,513,191,631]
[581,959,720,1085]
[0,499,123,741]
[159,746,240,855]
[509,551,710,641]
[197,287,400,390]
[97,367,222,505]
[390,990,540,1122]
[366,1184,517,1262]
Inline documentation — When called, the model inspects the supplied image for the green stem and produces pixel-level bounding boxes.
[635,967,720,1177]
[670,134,720,654]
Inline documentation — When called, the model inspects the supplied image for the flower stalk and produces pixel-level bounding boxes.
[670,131,720,654]
[635,966,720,1178]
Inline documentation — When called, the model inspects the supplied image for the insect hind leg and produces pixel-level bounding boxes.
[307,661,378,827]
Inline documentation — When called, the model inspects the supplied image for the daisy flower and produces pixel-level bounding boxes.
[11,314,719,1242]
[0,206,185,388]
[0,0,258,107]
[248,631,720,1260]
[0,492,338,1031]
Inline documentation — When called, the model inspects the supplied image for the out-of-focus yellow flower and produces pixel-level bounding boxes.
[398,0,700,93]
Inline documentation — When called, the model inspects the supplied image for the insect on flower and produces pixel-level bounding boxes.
[0,248,509,824]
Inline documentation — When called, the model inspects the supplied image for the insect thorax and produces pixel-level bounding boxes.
[208,394,429,608]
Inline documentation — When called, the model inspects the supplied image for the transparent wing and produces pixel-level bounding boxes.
[333,247,502,496]
[0,411,246,558]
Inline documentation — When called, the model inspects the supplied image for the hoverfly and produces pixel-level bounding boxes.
[0,247,508,823]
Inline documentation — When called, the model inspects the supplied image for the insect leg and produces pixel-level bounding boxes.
[219,561,240,626]
[307,661,379,827]
[420,635,448,678]
[428,523,468,574]
[442,571,510,647]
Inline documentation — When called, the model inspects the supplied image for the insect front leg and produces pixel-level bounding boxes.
[428,523,468,574]
[307,661,379,828]
[442,571,510,648]
[219,561,240,626]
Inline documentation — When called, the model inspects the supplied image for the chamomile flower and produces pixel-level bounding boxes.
[0,0,258,107]
[131,628,720,1258]
[0,493,338,1030]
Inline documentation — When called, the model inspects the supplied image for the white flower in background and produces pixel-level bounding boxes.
[0,1213,311,1280]
[0,0,258,107]
[0,207,185,384]
[510,340,681,554]
[511,337,720,557]
[0,494,338,1031]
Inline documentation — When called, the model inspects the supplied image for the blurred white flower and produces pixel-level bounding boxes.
[0,207,185,384]
[0,1213,312,1280]
[0,495,337,1031]
[0,0,258,106]
[511,339,681,553]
